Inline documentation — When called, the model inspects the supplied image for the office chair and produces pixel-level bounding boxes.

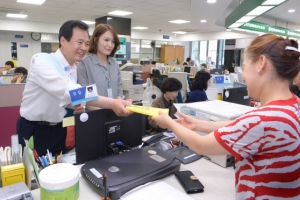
[152,69,163,88]
[176,91,183,103]
[187,74,192,91]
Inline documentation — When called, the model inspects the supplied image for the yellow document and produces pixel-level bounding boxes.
[62,116,75,127]
[126,105,169,117]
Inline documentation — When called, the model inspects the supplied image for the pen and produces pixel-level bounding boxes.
[42,156,48,167]
[47,149,53,165]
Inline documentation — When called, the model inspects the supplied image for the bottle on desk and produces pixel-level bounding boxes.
[217,93,222,100]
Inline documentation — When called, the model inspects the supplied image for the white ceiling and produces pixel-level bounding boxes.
[0,0,299,35]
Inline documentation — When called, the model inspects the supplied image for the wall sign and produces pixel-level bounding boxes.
[239,21,300,39]
[15,35,24,38]
[163,35,170,39]
[20,44,29,48]
[114,37,126,61]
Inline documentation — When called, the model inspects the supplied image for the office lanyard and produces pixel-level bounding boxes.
[100,65,110,88]
[64,66,76,84]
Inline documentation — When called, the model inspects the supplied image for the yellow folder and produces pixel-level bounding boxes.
[126,105,169,117]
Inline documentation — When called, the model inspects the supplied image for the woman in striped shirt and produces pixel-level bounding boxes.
[152,34,300,200]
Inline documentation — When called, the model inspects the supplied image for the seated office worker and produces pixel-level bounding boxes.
[152,34,300,199]
[77,24,123,104]
[148,78,182,135]
[200,63,209,73]
[11,67,28,84]
[17,20,131,156]
[186,71,210,103]
[3,61,15,75]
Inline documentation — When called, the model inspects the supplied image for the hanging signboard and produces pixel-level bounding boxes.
[239,21,300,39]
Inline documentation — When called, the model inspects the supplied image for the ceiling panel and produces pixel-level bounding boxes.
[0,0,299,35]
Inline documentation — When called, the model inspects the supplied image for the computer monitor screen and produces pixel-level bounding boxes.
[210,68,223,75]
[184,66,191,73]
[223,86,251,106]
[75,109,144,164]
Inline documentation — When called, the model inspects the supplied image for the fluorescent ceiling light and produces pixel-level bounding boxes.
[200,19,207,23]
[262,0,287,5]
[207,0,217,3]
[82,20,95,24]
[169,20,190,24]
[288,9,295,13]
[246,6,274,16]
[108,10,132,16]
[107,17,112,20]
[17,0,46,5]
[228,23,244,29]
[236,16,256,23]
[7,13,27,18]
[172,31,187,34]
[132,26,148,30]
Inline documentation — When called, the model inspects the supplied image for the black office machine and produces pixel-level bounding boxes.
[81,146,181,200]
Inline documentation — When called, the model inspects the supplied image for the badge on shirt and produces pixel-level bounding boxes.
[69,84,98,106]
[107,88,113,99]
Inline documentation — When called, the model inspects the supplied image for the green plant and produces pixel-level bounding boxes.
[176,58,180,65]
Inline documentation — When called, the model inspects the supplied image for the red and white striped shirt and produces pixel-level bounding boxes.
[215,95,300,200]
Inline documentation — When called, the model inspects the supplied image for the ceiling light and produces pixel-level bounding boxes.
[207,0,217,3]
[7,13,27,18]
[172,31,187,34]
[107,17,112,20]
[132,26,148,30]
[82,20,95,24]
[228,23,244,29]
[108,10,132,16]
[246,6,274,16]
[200,20,207,23]
[236,16,256,23]
[169,20,190,24]
[262,0,287,5]
[17,0,46,5]
[288,9,295,13]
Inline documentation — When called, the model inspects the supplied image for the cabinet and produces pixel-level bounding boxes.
[160,45,184,64]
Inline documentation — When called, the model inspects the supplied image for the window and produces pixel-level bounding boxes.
[208,40,218,67]
[191,41,199,61]
[199,41,207,65]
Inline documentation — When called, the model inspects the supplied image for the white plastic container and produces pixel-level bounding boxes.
[39,163,79,200]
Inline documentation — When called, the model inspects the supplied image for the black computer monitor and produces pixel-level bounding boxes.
[184,66,191,73]
[210,68,223,75]
[223,86,251,106]
[75,109,144,164]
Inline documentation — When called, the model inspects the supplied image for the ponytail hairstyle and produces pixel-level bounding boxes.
[246,34,300,80]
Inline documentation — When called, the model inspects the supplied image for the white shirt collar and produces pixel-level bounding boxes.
[54,49,76,69]
[54,49,77,82]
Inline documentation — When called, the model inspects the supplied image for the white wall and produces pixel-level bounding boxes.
[235,38,254,49]
[0,31,41,69]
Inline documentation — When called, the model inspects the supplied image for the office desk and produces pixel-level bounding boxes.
[31,158,235,200]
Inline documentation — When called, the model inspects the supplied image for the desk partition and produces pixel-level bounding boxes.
[0,84,24,147]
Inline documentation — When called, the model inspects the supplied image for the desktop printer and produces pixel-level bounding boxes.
[180,100,256,167]
[120,63,144,101]
[81,146,181,200]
